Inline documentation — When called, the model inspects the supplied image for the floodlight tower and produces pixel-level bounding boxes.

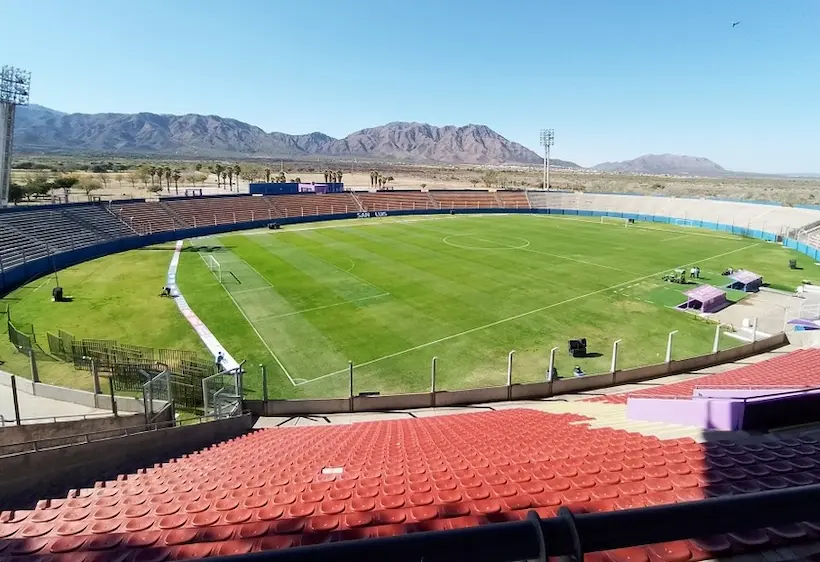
[539,129,554,191]
[0,66,31,207]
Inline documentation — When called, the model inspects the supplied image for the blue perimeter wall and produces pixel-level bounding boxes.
[1,207,817,296]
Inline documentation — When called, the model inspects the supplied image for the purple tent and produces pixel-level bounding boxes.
[727,270,763,292]
[678,285,728,313]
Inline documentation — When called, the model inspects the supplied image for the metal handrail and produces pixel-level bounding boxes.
[201,484,820,562]
[0,411,247,457]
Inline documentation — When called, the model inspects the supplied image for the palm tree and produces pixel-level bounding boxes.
[226,168,233,191]
[265,168,271,183]
[164,167,172,192]
[323,170,329,183]
[385,176,394,190]
[233,165,241,190]
[376,174,383,189]
[148,166,156,187]
[278,171,286,183]
[222,171,228,186]
[172,170,181,194]
[336,170,343,184]
[370,171,376,188]
[213,164,224,188]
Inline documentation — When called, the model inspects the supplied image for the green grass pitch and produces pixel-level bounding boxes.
[1,213,812,400]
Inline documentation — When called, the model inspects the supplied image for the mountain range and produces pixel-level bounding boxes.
[592,154,727,176]
[14,105,580,167]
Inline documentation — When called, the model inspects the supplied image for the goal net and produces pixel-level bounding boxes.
[600,216,631,227]
[205,255,222,282]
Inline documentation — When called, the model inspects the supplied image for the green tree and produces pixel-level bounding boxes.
[8,182,23,205]
[265,168,271,182]
[212,164,225,188]
[233,165,241,190]
[172,170,182,194]
[52,175,80,202]
[481,170,499,189]
[336,170,343,184]
[370,170,377,188]
[148,166,157,187]
[194,162,203,172]
[323,170,330,183]
[96,172,109,190]
[163,167,172,192]
[78,177,103,200]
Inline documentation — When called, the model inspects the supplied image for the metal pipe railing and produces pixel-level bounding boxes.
[202,485,820,562]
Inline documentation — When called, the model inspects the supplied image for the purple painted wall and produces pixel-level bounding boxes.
[626,396,745,430]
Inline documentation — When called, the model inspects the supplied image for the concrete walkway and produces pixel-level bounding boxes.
[0,374,108,425]
[253,343,803,444]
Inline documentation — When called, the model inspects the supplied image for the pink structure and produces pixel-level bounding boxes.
[678,284,728,313]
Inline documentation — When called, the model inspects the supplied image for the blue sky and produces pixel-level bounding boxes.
[5,0,819,173]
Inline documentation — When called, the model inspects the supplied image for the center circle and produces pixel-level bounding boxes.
[442,235,531,250]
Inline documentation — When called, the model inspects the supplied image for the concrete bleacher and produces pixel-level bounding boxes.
[525,191,820,236]
[0,206,133,268]
[164,196,276,228]
[494,190,530,209]
[355,191,436,212]
[430,190,499,209]
[0,223,48,269]
[110,201,182,234]
[269,193,360,218]
[1,406,819,561]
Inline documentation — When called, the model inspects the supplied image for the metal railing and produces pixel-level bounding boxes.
[0,411,244,458]
[202,484,820,562]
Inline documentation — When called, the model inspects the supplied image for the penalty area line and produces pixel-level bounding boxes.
[294,241,760,387]
[255,293,390,321]
[196,244,297,386]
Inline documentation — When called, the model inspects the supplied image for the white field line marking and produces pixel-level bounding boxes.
[472,236,639,275]
[196,247,296,386]
[659,234,690,243]
[254,293,390,321]
[295,242,761,386]
[529,214,745,241]
[231,286,271,295]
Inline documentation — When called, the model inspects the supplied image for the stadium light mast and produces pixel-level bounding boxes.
[0,65,30,208]
[539,129,554,191]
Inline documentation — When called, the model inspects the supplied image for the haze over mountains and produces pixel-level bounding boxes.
[14,105,808,177]
[14,105,579,167]
[592,154,727,176]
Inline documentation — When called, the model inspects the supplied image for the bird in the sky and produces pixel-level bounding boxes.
[731,21,741,27]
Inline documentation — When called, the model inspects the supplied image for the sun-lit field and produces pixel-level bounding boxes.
[1,213,811,400]
[175,214,809,399]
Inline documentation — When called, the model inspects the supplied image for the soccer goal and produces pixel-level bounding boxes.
[205,255,222,282]
[600,216,631,227]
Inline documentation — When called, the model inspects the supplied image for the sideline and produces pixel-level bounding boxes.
[296,241,760,386]
[167,240,239,371]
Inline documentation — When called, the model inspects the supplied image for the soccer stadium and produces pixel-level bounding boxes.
[3,182,820,562]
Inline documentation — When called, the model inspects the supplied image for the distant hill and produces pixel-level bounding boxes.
[592,154,727,176]
[13,105,581,167]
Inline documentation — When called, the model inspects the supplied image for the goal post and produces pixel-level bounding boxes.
[600,216,631,227]
[205,254,222,283]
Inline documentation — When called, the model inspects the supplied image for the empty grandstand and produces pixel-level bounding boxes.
[3,189,820,562]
